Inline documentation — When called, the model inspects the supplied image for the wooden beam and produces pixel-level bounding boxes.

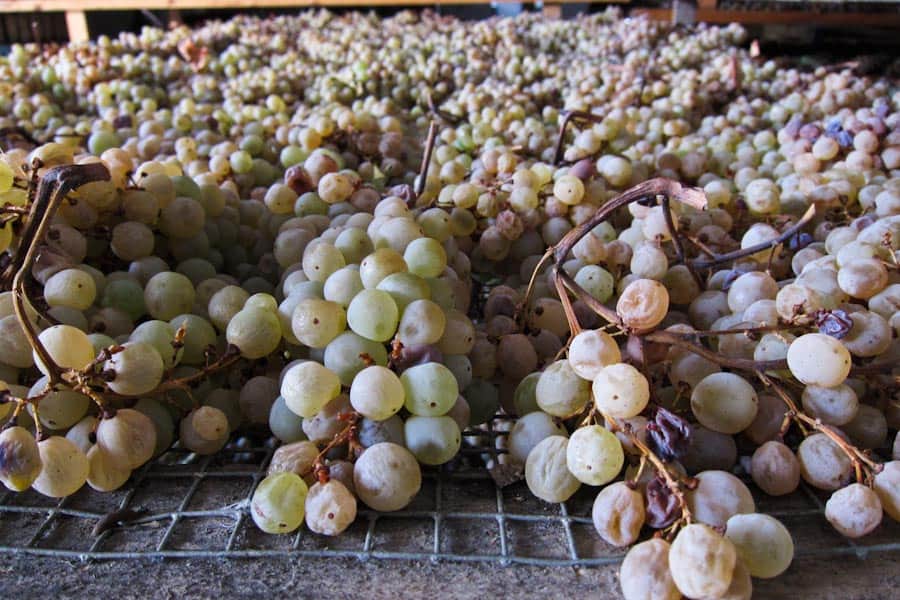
[0,0,548,11]
[64,9,88,42]
[632,7,900,26]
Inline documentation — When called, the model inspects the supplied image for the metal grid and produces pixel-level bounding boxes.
[0,420,898,566]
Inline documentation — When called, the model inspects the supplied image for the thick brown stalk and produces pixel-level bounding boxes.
[415,120,438,200]
[552,110,606,166]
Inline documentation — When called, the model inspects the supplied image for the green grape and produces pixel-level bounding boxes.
[403,237,447,278]
[0,426,42,492]
[132,398,175,457]
[302,242,346,282]
[180,406,230,455]
[203,388,243,432]
[690,372,758,434]
[525,435,580,503]
[251,472,309,534]
[0,160,13,193]
[376,272,431,312]
[507,411,567,464]
[346,289,398,342]
[86,445,132,492]
[34,324,95,376]
[269,396,307,443]
[591,363,650,419]
[32,436,89,498]
[44,268,97,311]
[144,272,196,321]
[443,354,473,392]
[359,248,407,288]
[404,415,461,465]
[169,314,217,366]
[28,377,90,430]
[334,227,373,264]
[130,320,183,369]
[323,331,388,386]
[0,315,35,368]
[725,513,794,578]
[291,298,346,348]
[103,342,165,396]
[401,362,458,416]
[565,425,624,486]
[350,366,404,420]
[208,285,250,331]
[462,378,500,425]
[226,307,282,359]
[513,372,542,416]
[281,361,341,418]
[323,267,364,308]
[96,408,158,469]
[536,359,591,418]
[574,265,615,303]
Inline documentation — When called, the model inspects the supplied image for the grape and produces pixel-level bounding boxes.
[797,433,853,491]
[353,442,421,511]
[444,354,473,392]
[305,479,357,536]
[436,309,475,355]
[302,394,351,442]
[44,268,97,311]
[208,285,250,331]
[179,406,229,455]
[0,315,35,369]
[165,315,215,367]
[396,299,446,346]
[404,237,447,279]
[873,461,900,522]
[323,331,388,386]
[358,415,406,448]
[401,362,458,416]
[682,424,737,473]
[251,472,309,534]
[144,272,195,321]
[27,377,90,430]
[404,415,461,465]
[535,359,591,418]
[346,289,399,342]
[96,408,157,469]
[616,279,669,332]
[568,330,621,382]
[507,411,567,464]
[0,426,42,492]
[227,307,282,359]
[801,384,858,426]
[686,470,755,527]
[350,365,404,420]
[32,436,89,498]
[751,441,800,496]
[132,398,175,456]
[86,444,132,492]
[842,403,888,449]
[525,435,581,503]
[787,333,851,387]
[376,272,431,312]
[513,372,541,416]
[669,523,737,599]
[130,320,183,370]
[34,324,95,375]
[689,372,758,434]
[103,342,165,395]
[566,425,624,486]
[202,389,242,432]
[446,395,471,431]
[591,481,645,547]
[825,483,883,538]
[744,393,789,445]
[268,440,319,484]
[725,513,794,578]
[462,378,500,425]
[291,298,346,349]
[359,248,407,288]
[591,363,650,419]
[269,396,307,443]
[619,538,680,600]
[323,266,364,308]
[281,361,341,418]
[66,416,98,454]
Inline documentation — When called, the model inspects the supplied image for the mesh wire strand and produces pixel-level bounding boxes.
[1,418,898,565]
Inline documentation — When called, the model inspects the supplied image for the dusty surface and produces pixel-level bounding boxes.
[1,553,899,599]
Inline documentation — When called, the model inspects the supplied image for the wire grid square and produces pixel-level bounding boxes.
[0,422,898,565]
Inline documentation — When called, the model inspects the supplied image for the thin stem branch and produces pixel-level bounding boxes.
[415,120,438,201]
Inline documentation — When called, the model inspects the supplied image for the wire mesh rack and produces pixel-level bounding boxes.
[0,418,898,566]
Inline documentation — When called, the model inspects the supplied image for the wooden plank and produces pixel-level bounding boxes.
[633,7,900,25]
[0,0,548,11]
[64,9,88,42]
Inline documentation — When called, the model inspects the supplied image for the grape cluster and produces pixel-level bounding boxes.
[0,8,898,598]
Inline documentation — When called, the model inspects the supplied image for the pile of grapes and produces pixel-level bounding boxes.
[0,9,898,598]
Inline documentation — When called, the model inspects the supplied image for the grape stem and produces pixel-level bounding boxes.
[756,371,883,485]
[605,412,694,535]
[414,120,438,201]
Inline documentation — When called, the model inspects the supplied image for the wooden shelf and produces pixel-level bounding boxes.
[633,6,900,25]
[0,0,533,11]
